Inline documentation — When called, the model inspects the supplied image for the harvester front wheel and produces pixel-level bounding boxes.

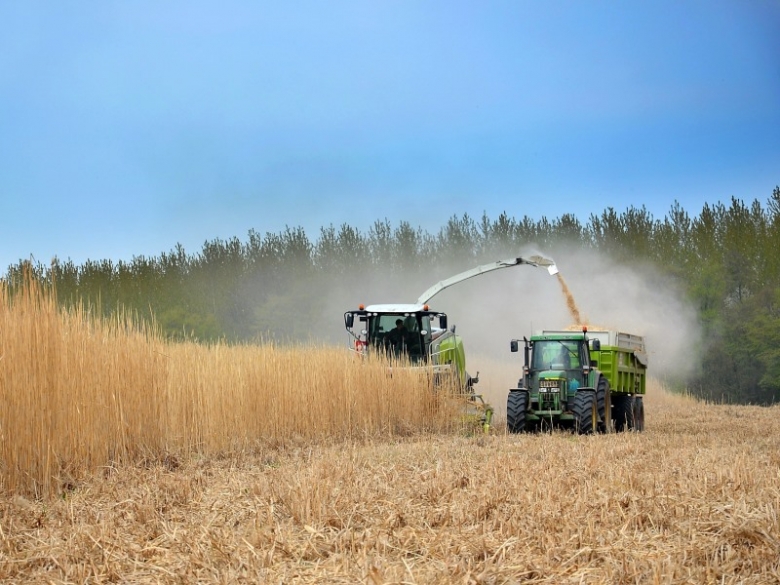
[573,390,597,435]
[506,390,528,434]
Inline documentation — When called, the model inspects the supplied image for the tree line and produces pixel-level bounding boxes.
[4,187,780,404]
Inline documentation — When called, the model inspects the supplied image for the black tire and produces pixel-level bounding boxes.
[633,396,645,431]
[611,394,634,432]
[573,390,597,435]
[506,390,528,434]
[596,376,610,434]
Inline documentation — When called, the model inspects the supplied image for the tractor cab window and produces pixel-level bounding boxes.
[533,340,580,370]
[578,342,590,370]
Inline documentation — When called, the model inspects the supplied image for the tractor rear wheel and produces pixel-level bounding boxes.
[506,390,528,434]
[596,376,610,433]
[573,390,597,435]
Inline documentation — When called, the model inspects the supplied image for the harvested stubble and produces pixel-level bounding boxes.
[3,284,780,583]
[2,387,780,583]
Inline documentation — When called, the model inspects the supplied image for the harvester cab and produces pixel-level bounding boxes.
[344,303,476,386]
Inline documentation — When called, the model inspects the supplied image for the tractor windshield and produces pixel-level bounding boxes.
[532,340,581,371]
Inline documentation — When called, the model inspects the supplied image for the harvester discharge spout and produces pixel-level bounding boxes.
[524,255,559,276]
[415,254,558,305]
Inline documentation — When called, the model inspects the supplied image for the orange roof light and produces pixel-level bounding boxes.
[423,304,429,311]
[358,304,365,310]
[582,326,588,333]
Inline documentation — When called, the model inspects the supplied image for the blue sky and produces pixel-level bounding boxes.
[1,1,779,271]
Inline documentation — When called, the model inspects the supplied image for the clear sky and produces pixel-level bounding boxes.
[1,1,779,271]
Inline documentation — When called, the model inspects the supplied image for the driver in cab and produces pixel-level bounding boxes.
[384,319,408,354]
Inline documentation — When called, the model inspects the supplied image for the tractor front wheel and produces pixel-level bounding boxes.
[573,390,597,435]
[506,390,528,434]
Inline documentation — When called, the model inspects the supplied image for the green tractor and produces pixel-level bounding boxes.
[506,328,647,434]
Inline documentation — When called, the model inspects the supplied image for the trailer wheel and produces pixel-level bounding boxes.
[573,390,597,435]
[506,390,528,434]
[596,376,610,433]
[611,394,633,432]
[632,396,645,431]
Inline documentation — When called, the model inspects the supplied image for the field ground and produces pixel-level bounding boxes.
[2,384,779,584]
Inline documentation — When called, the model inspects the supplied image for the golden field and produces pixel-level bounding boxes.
[0,279,464,497]
[2,281,780,584]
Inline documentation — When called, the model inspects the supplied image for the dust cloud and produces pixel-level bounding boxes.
[314,243,701,418]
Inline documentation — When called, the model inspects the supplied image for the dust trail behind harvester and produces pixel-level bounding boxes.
[556,273,583,326]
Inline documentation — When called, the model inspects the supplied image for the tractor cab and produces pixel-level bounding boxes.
[511,330,598,413]
[531,339,588,398]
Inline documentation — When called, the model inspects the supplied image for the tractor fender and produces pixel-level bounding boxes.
[508,388,530,407]
[587,367,604,387]
[507,387,530,405]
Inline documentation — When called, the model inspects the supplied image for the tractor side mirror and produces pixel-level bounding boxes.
[439,314,448,330]
[510,340,519,353]
[591,339,601,351]
[345,313,354,328]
